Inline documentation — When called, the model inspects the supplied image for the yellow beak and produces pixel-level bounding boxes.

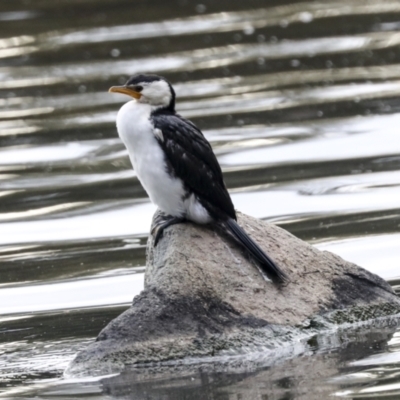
[108,86,141,99]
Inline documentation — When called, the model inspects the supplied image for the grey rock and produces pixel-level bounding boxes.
[65,212,400,376]
[98,325,397,400]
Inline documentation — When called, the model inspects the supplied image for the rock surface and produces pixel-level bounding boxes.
[65,212,400,376]
[97,325,397,400]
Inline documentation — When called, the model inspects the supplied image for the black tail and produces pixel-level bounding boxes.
[225,218,288,283]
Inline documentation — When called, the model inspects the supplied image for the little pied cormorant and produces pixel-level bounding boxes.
[109,74,288,283]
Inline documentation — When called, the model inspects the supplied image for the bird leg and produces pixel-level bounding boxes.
[151,213,185,246]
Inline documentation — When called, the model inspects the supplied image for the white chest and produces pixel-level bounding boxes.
[115,101,185,217]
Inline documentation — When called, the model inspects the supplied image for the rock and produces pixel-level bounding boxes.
[65,212,400,376]
[97,325,397,399]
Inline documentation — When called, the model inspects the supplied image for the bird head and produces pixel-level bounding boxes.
[109,74,175,111]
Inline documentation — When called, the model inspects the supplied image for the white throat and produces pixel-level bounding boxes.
[139,80,171,108]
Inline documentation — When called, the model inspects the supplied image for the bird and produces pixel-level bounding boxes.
[109,73,288,283]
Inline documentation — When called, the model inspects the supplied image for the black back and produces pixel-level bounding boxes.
[151,109,236,221]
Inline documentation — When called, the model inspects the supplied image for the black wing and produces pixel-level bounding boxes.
[151,111,236,221]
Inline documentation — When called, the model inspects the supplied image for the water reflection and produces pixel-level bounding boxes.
[316,234,400,279]
[219,120,400,165]
[0,271,143,314]
[3,30,400,88]
[2,322,399,399]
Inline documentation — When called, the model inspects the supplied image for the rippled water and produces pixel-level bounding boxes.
[1,0,400,398]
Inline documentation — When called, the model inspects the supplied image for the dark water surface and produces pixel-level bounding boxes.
[1,0,400,398]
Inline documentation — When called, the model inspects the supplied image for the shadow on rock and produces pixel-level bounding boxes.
[100,323,397,400]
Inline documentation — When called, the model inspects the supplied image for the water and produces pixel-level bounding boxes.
[1,0,400,398]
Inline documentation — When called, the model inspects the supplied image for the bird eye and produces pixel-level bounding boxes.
[133,85,143,92]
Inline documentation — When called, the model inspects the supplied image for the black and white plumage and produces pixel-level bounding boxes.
[109,74,288,283]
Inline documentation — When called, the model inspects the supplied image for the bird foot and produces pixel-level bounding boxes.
[151,214,185,246]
